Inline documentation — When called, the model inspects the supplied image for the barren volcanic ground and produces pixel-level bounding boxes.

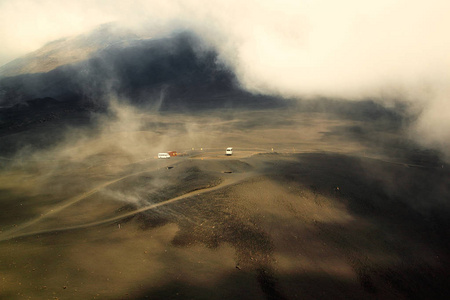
[0,110,449,299]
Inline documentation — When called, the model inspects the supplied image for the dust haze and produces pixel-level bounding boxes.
[1,0,449,154]
[2,96,450,298]
[1,1,450,299]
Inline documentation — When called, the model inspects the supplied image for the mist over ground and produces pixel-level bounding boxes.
[1,1,450,299]
[1,0,449,157]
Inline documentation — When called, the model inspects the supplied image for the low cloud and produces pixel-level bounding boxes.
[1,0,449,155]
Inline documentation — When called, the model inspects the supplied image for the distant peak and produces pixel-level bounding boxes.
[0,23,141,78]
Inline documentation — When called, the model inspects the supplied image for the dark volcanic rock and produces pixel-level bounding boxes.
[0,31,283,110]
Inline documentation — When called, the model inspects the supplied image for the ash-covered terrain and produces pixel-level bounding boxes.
[1,25,449,300]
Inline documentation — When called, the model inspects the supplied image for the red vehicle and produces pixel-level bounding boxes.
[167,151,177,157]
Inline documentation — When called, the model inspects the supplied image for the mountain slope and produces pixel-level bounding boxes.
[0,24,139,78]
[0,29,284,110]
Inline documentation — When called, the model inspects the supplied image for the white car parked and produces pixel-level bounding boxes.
[158,153,171,159]
[226,147,233,156]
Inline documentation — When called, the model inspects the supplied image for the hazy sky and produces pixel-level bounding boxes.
[1,0,449,152]
[1,1,448,93]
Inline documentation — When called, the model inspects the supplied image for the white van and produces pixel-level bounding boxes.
[226,147,233,156]
[158,153,171,159]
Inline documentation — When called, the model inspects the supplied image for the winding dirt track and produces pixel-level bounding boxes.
[0,170,254,242]
[0,159,180,240]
